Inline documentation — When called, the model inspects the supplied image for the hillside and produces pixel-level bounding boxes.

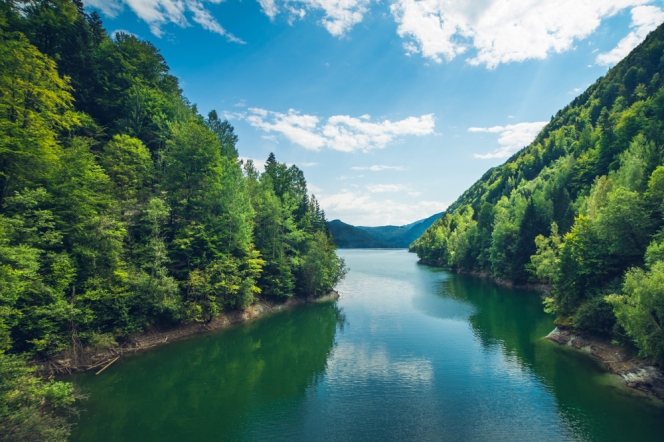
[328,220,395,248]
[329,212,443,248]
[413,21,664,365]
[357,212,443,247]
[0,3,346,439]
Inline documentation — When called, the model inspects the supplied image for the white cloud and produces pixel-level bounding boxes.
[259,0,369,37]
[366,184,406,193]
[239,156,266,173]
[85,0,124,17]
[596,5,664,66]
[308,184,323,193]
[257,0,279,19]
[470,121,547,159]
[352,165,407,171]
[390,0,651,68]
[110,29,138,39]
[88,0,244,41]
[320,190,447,225]
[300,162,318,167]
[234,108,435,152]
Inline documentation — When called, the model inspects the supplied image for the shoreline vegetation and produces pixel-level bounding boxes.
[412,19,664,404]
[419,258,664,401]
[0,2,347,440]
[39,291,340,377]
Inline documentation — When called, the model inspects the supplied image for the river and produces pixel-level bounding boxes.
[70,249,664,441]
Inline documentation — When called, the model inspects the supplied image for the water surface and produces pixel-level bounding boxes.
[70,249,664,441]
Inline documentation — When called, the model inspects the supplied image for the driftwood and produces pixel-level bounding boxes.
[95,356,120,375]
[36,291,340,377]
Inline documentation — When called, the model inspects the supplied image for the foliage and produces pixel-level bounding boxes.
[0,353,73,442]
[607,261,664,363]
[412,19,664,359]
[0,1,346,435]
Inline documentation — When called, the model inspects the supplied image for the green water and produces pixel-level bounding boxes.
[69,249,664,441]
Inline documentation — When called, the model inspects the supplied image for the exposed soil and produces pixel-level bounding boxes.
[547,327,664,400]
[38,292,339,377]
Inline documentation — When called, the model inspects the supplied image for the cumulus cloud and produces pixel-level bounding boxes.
[366,184,406,193]
[319,189,447,225]
[86,0,124,16]
[86,0,244,41]
[110,29,138,39]
[239,156,266,173]
[596,5,664,66]
[391,0,652,68]
[469,121,547,159]
[258,0,369,36]
[352,165,407,171]
[308,184,323,193]
[232,108,435,152]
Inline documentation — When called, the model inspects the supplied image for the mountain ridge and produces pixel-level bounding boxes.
[329,212,443,248]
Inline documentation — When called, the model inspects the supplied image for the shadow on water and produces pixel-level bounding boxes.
[69,251,664,442]
[69,302,344,442]
[422,271,664,442]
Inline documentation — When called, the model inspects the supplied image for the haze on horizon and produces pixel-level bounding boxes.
[87,0,664,226]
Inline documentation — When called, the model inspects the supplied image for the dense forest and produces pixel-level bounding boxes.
[0,1,346,439]
[413,21,664,368]
[328,212,443,248]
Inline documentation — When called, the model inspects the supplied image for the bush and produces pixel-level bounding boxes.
[573,295,616,336]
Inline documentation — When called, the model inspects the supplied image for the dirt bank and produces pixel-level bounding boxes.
[40,291,339,376]
[547,327,664,400]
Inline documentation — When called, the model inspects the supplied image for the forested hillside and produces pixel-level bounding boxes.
[328,212,443,248]
[0,1,346,439]
[413,21,664,366]
[357,212,443,247]
[327,220,395,248]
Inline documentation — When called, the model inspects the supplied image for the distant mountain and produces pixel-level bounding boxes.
[327,220,395,248]
[328,212,443,248]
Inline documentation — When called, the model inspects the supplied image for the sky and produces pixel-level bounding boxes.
[85,0,664,226]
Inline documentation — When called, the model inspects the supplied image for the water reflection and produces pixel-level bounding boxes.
[432,272,664,442]
[71,303,344,441]
[70,250,664,442]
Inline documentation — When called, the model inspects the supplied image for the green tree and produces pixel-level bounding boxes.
[607,261,664,363]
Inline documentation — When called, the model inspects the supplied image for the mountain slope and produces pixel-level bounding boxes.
[357,212,444,247]
[413,22,664,362]
[329,212,443,248]
[328,220,395,248]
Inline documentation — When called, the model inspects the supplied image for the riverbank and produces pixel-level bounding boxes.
[417,259,552,294]
[417,258,664,401]
[38,291,339,376]
[547,327,664,401]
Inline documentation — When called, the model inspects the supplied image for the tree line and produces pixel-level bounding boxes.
[0,1,346,439]
[412,21,664,368]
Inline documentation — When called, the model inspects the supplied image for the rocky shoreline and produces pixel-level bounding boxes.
[40,291,340,376]
[547,327,664,401]
[418,258,664,401]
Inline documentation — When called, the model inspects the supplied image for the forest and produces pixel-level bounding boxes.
[0,1,346,439]
[413,21,664,370]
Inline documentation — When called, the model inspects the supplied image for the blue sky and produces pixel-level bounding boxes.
[86,0,664,226]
